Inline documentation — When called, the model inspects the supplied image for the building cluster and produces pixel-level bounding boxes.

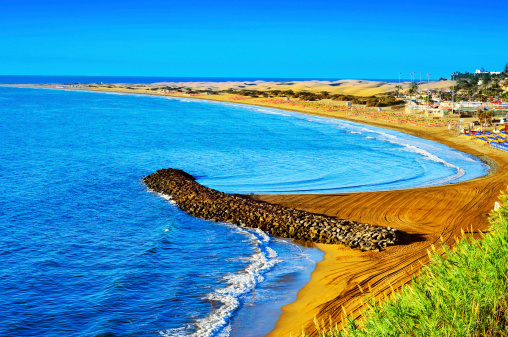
[475,69,502,75]
[402,88,508,118]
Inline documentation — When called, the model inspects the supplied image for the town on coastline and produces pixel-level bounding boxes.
[401,68,508,126]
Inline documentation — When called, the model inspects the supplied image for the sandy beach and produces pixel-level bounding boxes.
[17,81,508,336]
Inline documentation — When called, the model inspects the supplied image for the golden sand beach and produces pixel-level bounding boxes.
[24,80,508,336]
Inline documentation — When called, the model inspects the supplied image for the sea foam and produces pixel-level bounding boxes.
[159,227,280,337]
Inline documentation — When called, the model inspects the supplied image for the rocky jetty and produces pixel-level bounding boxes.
[143,169,398,251]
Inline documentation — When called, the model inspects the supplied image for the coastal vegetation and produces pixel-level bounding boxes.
[218,88,403,107]
[149,86,405,107]
[308,189,508,337]
[452,63,508,102]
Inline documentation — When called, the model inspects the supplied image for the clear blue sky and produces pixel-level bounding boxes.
[1,0,507,79]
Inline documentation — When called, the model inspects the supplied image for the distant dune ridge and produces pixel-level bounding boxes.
[149,79,455,96]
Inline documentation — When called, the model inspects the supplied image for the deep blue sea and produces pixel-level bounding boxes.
[0,87,487,337]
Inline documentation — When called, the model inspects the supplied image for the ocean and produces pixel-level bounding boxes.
[0,87,487,337]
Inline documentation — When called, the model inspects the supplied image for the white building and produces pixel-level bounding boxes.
[475,69,501,75]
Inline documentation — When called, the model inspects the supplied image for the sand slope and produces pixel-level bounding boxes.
[151,79,455,96]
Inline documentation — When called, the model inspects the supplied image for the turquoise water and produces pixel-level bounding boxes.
[0,87,487,337]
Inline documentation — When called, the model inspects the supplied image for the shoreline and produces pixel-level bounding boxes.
[7,84,508,336]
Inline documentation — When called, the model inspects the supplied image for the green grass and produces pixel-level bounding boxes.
[306,190,508,337]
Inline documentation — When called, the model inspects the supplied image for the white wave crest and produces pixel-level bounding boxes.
[401,144,465,184]
[330,123,472,185]
[149,189,177,205]
[160,227,280,337]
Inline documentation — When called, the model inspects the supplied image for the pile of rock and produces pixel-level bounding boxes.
[143,169,398,251]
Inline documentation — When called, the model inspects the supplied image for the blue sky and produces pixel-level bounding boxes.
[0,0,507,79]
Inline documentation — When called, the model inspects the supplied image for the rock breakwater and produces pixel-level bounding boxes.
[143,169,398,251]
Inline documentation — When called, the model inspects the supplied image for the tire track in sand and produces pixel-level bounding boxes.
[257,129,506,337]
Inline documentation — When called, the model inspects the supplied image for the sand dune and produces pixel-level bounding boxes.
[151,79,455,96]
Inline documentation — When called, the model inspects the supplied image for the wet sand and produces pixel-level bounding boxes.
[14,83,508,336]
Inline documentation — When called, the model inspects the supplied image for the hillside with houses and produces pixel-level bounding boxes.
[402,64,508,122]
